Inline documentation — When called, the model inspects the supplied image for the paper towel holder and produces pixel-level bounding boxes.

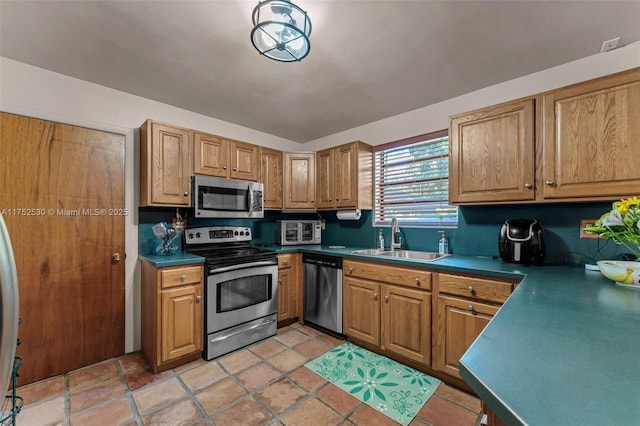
[336,209,362,221]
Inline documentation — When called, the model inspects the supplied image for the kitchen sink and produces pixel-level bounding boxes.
[350,248,449,261]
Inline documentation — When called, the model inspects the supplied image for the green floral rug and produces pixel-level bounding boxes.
[304,342,441,425]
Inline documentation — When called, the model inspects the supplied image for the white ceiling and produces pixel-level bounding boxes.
[1,1,639,143]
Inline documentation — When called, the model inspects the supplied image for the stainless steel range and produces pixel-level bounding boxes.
[183,226,278,360]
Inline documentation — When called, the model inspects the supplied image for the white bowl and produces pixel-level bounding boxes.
[597,260,640,287]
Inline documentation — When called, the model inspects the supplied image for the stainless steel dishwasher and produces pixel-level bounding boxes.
[303,253,343,334]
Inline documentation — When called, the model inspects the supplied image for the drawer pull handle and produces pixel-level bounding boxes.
[468,286,475,293]
[278,279,282,283]
[414,278,421,286]
[283,261,288,266]
[180,275,187,281]
[348,267,353,274]
[467,305,474,312]
[196,295,201,302]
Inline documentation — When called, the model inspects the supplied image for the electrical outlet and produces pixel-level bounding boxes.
[321,219,326,230]
[580,219,602,239]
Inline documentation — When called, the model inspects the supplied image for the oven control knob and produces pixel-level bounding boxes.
[188,233,194,239]
[234,231,239,235]
[240,231,245,236]
[196,232,201,238]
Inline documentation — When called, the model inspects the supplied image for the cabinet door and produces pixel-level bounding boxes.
[316,148,335,209]
[343,277,380,346]
[449,99,535,204]
[283,152,315,209]
[193,131,230,177]
[433,295,498,379]
[160,284,203,363]
[277,268,293,322]
[542,69,640,199]
[231,140,260,181]
[141,121,191,206]
[335,143,358,208]
[382,285,431,366]
[260,147,283,209]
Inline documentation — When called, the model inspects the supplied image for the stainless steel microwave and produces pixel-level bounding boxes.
[275,220,322,245]
[192,175,264,218]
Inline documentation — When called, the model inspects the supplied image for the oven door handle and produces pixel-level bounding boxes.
[210,317,277,343]
[210,260,276,274]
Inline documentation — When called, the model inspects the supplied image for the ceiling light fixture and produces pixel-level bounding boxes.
[251,0,312,62]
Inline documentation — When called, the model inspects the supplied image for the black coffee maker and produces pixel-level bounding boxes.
[498,219,545,265]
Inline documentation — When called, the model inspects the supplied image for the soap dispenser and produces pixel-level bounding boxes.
[438,231,449,255]
[378,229,385,249]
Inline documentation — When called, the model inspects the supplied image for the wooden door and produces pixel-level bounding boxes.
[449,98,536,204]
[161,284,203,363]
[315,148,335,209]
[335,143,357,208]
[230,140,260,181]
[193,131,230,178]
[140,120,191,206]
[260,147,283,209]
[283,152,315,210]
[343,277,380,346]
[0,112,125,385]
[381,285,431,365]
[541,68,640,199]
[433,295,498,379]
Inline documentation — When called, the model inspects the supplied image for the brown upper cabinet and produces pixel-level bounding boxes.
[449,99,536,204]
[541,68,640,200]
[260,147,283,210]
[283,152,315,210]
[449,67,640,204]
[193,131,260,181]
[316,141,373,210]
[140,120,192,207]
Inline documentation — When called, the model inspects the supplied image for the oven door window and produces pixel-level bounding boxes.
[200,187,249,212]
[217,274,273,313]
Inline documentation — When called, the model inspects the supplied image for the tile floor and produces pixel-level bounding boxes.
[14,324,483,426]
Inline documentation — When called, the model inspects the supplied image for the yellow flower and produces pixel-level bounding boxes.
[613,197,640,216]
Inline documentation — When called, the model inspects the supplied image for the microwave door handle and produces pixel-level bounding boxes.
[247,184,253,216]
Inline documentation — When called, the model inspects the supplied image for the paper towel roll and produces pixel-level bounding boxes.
[336,209,361,220]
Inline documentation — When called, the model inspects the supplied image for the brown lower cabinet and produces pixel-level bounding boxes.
[141,261,204,373]
[277,253,301,327]
[343,259,432,367]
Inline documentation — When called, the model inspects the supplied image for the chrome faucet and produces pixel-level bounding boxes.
[390,218,402,251]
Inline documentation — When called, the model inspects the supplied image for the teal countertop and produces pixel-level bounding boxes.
[139,244,640,425]
[139,252,205,267]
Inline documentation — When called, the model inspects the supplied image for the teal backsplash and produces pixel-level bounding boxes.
[139,201,628,266]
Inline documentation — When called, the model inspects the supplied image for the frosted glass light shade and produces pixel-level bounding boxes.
[251,0,311,62]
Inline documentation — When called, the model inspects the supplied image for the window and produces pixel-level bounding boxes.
[373,130,458,227]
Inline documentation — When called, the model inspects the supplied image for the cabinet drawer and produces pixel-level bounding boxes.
[344,260,431,290]
[160,265,202,289]
[438,273,514,304]
[278,254,294,269]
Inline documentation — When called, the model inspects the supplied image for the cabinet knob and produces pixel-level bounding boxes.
[545,180,554,186]
[524,183,532,189]
[467,305,474,312]
[348,267,353,274]
[310,199,314,202]
[278,279,282,283]
[223,165,227,170]
[233,167,237,171]
[196,295,201,302]
[414,278,421,286]
[468,286,475,294]
[336,198,340,201]
[180,274,187,281]
[183,191,189,197]
[384,295,389,302]
[283,261,288,266]
[373,293,378,301]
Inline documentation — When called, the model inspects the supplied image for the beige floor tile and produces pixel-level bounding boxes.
[68,360,119,390]
[249,338,288,359]
[69,396,134,426]
[16,375,65,407]
[69,376,127,414]
[117,351,148,373]
[280,396,342,425]
[254,378,307,415]
[267,348,309,373]
[275,329,309,347]
[179,361,228,392]
[126,367,173,391]
[211,396,273,426]
[133,377,187,414]
[317,333,346,347]
[15,395,65,425]
[297,325,322,337]
[141,397,203,425]
[217,349,261,374]
[235,362,282,391]
[172,357,206,374]
[195,377,247,414]
[416,394,479,426]
[288,366,328,391]
[349,403,401,425]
